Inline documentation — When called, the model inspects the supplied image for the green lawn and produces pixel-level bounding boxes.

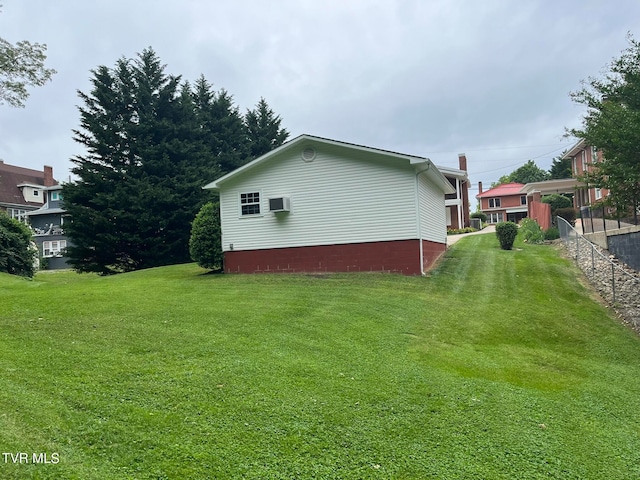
[1,234,640,479]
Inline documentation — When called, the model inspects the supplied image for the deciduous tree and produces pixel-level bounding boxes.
[0,6,56,107]
[493,160,549,186]
[569,34,640,222]
[0,212,36,277]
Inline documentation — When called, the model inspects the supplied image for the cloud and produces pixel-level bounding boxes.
[0,0,639,188]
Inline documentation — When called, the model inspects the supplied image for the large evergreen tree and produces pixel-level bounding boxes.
[245,97,289,158]
[569,35,640,221]
[63,48,287,274]
[63,49,217,273]
[548,153,573,179]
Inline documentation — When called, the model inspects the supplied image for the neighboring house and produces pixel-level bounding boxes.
[204,134,457,275]
[440,154,470,230]
[519,178,580,230]
[563,139,608,208]
[0,160,56,222]
[476,182,528,224]
[26,184,71,270]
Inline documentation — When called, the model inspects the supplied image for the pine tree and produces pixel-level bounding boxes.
[548,153,573,179]
[64,48,208,273]
[63,49,288,274]
[245,97,289,158]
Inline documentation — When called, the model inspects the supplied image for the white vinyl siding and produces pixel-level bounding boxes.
[418,173,447,244]
[219,147,420,251]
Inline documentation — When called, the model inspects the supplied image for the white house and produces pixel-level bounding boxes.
[203,134,456,275]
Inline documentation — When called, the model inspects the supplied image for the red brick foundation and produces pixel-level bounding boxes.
[223,239,446,275]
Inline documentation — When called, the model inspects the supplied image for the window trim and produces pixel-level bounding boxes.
[8,208,29,223]
[488,198,501,208]
[488,212,504,224]
[239,191,262,217]
[43,240,67,258]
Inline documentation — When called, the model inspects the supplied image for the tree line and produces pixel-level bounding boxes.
[492,156,572,188]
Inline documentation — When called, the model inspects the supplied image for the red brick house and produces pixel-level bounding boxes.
[563,139,608,208]
[476,182,528,224]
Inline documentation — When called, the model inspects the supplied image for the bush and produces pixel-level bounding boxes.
[189,202,223,270]
[0,212,36,277]
[544,227,560,240]
[541,194,572,210]
[556,208,577,226]
[495,222,518,250]
[519,218,544,244]
[471,212,487,223]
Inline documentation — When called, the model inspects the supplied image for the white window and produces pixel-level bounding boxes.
[51,191,61,201]
[240,192,261,216]
[595,188,602,200]
[591,146,599,163]
[8,208,28,224]
[33,189,39,197]
[43,240,67,257]
[488,213,504,224]
[488,198,501,208]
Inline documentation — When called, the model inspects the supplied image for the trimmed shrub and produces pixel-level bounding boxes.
[519,218,544,244]
[556,207,577,226]
[544,227,560,240]
[495,221,518,250]
[541,194,572,211]
[471,211,487,223]
[189,202,223,270]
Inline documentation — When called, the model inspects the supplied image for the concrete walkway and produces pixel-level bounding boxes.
[447,224,496,246]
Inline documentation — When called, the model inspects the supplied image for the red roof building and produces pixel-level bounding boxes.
[476,182,528,224]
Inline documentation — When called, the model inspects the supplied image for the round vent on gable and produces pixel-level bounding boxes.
[301,146,316,162]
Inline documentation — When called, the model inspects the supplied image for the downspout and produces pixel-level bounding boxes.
[415,161,432,276]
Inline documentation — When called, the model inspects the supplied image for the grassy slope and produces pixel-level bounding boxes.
[1,234,639,479]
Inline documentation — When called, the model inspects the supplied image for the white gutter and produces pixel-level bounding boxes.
[415,161,432,276]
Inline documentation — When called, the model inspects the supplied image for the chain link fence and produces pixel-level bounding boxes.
[558,216,640,330]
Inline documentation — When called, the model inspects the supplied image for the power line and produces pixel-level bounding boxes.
[424,141,572,155]
[471,145,569,176]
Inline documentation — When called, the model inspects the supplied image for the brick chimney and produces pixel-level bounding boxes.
[44,165,55,186]
[456,153,471,227]
[458,153,467,172]
[478,181,483,194]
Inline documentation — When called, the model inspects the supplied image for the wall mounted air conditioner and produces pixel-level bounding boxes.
[269,196,291,212]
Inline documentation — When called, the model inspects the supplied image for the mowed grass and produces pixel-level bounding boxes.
[1,234,640,479]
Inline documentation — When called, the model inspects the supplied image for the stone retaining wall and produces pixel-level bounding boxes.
[559,236,640,332]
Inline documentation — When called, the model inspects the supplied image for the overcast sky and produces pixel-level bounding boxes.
[1,0,639,199]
